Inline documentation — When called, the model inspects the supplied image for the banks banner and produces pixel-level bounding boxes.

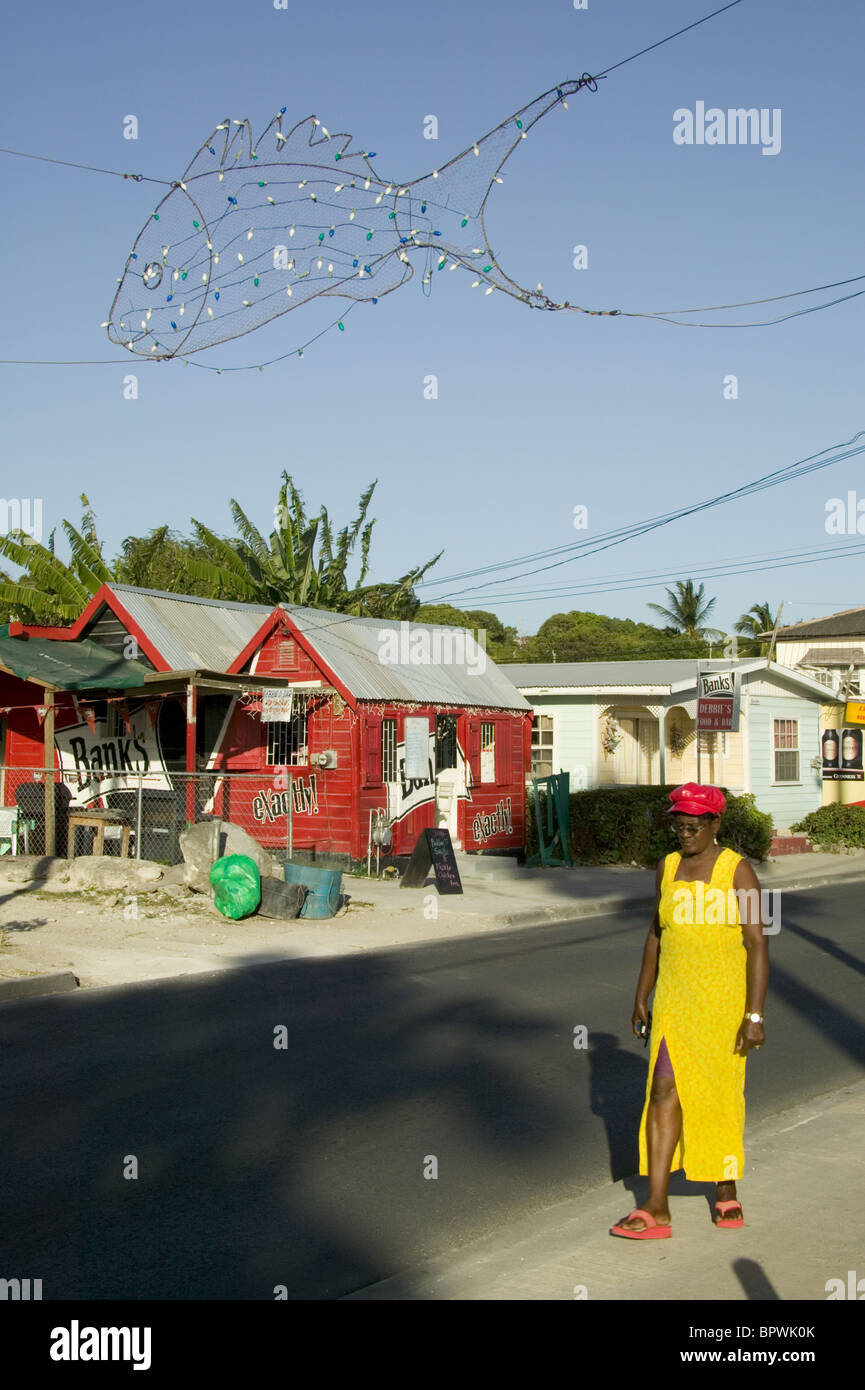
[55,704,172,804]
[696,670,741,732]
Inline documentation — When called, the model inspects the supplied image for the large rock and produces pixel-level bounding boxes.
[180,818,278,892]
[66,856,164,892]
[0,855,71,884]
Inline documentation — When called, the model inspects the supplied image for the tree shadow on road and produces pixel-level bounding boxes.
[0,946,576,1300]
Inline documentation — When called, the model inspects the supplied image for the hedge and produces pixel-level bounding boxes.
[790,803,865,851]
[527,785,774,867]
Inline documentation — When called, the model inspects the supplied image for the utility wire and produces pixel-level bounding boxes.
[473,539,865,606]
[0,145,172,185]
[448,538,865,605]
[421,430,865,592]
[593,0,746,79]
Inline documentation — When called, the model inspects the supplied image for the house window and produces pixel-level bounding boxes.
[382,718,398,782]
[480,722,495,783]
[773,719,799,782]
[267,699,309,766]
[435,714,458,772]
[531,714,554,777]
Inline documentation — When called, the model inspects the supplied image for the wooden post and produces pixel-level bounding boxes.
[695,662,702,785]
[44,688,55,856]
[185,681,197,825]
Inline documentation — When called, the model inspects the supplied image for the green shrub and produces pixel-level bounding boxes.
[525,783,774,866]
[790,803,865,851]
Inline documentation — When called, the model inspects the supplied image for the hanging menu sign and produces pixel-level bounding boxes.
[696,670,741,732]
[403,716,430,780]
[261,688,293,723]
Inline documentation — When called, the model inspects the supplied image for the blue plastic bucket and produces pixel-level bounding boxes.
[283,861,342,919]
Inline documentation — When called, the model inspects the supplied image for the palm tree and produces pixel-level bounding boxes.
[647,580,722,640]
[734,601,779,656]
[181,473,442,617]
[0,494,113,624]
[0,497,214,625]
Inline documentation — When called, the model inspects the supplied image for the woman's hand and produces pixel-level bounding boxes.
[632,999,650,1040]
[734,1017,766,1053]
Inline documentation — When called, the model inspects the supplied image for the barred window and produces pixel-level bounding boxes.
[382,718,398,782]
[267,699,309,766]
[773,719,799,782]
[480,721,495,783]
[531,714,554,777]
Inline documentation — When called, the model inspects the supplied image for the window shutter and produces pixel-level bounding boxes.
[467,717,481,785]
[496,720,511,785]
[364,714,383,786]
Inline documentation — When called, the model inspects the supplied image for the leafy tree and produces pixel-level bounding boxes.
[522,610,709,662]
[0,494,113,624]
[181,473,442,617]
[0,497,214,625]
[413,603,521,661]
[734,601,779,656]
[113,527,214,595]
[647,580,723,640]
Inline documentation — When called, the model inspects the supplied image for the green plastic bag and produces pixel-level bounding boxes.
[210,854,261,920]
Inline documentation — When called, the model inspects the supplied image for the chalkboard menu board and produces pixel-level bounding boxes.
[399,828,463,894]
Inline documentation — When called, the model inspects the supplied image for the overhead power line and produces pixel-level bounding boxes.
[420,430,865,601]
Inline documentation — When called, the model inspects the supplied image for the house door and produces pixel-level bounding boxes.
[434,715,459,840]
[615,717,658,785]
[615,718,639,784]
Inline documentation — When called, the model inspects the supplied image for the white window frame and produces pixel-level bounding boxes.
[382,717,398,783]
[531,713,555,778]
[480,721,495,784]
[266,697,309,767]
[771,715,801,785]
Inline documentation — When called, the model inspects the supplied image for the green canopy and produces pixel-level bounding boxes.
[0,627,151,691]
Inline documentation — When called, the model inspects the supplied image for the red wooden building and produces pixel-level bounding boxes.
[0,585,532,864]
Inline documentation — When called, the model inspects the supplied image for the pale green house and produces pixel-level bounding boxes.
[499,658,844,829]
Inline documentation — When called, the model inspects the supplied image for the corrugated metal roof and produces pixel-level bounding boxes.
[772,607,865,640]
[101,586,273,673]
[279,606,531,708]
[500,659,758,688]
[800,647,865,665]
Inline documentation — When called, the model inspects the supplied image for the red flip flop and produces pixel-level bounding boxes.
[714,1199,744,1228]
[610,1208,672,1240]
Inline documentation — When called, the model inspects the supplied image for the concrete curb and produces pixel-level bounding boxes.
[0,970,80,1004]
[498,866,865,930]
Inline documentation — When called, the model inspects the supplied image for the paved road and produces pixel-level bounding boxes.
[0,882,862,1299]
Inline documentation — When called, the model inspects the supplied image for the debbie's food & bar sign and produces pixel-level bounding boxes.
[696,670,741,732]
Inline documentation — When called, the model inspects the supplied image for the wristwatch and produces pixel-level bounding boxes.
[745,1012,763,1023]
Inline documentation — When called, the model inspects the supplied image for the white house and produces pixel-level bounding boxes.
[499,657,845,828]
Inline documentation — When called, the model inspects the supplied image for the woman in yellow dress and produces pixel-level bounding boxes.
[611,783,769,1238]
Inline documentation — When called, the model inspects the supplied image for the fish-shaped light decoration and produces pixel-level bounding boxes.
[106,77,602,360]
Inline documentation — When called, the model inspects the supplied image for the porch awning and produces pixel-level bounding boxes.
[0,625,151,691]
[799,647,865,667]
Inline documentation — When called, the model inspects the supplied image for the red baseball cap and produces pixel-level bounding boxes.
[666,782,726,817]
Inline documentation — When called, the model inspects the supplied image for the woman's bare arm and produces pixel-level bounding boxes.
[632,860,665,1036]
[733,858,769,1052]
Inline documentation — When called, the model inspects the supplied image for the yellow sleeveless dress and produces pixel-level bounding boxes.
[637,847,748,1182]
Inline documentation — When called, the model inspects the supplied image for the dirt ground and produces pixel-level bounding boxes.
[0,870,382,990]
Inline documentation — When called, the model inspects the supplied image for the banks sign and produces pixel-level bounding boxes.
[696,670,741,732]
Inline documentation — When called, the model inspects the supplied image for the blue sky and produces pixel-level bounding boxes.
[2,0,864,638]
